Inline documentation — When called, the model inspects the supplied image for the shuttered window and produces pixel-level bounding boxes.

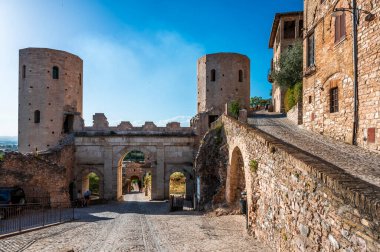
[335,13,346,43]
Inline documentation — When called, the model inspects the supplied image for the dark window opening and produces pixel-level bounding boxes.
[284,21,296,39]
[52,66,59,79]
[308,96,312,104]
[299,20,303,37]
[330,88,339,113]
[79,73,82,86]
[307,32,315,67]
[34,110,40,123]
[22,65,26,78]
[335,13,346,43]
[238,70,243,82]
[63,115,74,133]
[208,115,219,127]
[211,69,216,82]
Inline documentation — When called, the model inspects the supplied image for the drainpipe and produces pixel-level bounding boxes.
[352,0,359,145]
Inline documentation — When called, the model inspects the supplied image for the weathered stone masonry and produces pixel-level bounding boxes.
[201,115,380,251]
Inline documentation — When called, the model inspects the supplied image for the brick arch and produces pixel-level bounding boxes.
[226,146,246,205]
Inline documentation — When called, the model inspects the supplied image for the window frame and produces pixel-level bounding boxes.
[334,13,346,44]
[210,69,216,82]
[330,87,339,113]
[238,70,243,82]
[307,31,315,67]
[52,66,59,79]
[34,110,40,123]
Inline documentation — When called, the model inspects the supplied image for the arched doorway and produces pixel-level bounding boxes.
[118,149,152,199]
[81,171,103,200]
[169,172,186,196]
[226,147,246,206]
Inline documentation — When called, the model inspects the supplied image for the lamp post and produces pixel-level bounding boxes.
[332,0,375,145]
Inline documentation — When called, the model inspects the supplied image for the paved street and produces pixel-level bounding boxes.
[0,193,271,252]
[249,112,380,187]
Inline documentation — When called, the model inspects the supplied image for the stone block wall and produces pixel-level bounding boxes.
[0,152,70,204]
[220,115,380,251]
[287,102,303,125]
[303,0,380,152]
[356,0,380,152]
[303,0,355,144]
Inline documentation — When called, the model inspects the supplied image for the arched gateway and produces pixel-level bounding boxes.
[74,120,196,200]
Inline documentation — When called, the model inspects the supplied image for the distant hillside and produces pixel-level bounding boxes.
[0,136,18,152]
[0,136,17,142]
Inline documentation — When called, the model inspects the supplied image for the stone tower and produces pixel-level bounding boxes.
[18,48,83,153]
[197,53,250,115]
[191,53,250,136]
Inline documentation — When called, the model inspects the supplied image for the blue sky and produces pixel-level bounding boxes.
[0,0,302,136]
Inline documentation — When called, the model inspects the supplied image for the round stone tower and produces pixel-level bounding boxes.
[197,53,250,115]
[18,48,83,153]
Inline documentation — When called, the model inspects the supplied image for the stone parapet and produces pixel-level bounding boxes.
[219,114,380,251]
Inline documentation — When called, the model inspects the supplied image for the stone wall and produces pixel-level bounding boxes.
[208,115,380,251]
[303,0,355,144]
[287,102,303,125]
[0,152,70,204]
[356,0,380,152]
[303,0,380,152]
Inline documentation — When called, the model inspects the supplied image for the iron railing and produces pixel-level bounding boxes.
[0,202,74,237]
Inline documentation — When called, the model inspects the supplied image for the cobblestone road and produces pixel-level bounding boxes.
[0,193,271,252]
[249,112,380,187]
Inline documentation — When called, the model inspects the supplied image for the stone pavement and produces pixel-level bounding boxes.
[0,193,271,252]
[248,112,380,187]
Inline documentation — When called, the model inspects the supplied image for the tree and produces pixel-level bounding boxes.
[271,41,303,88]
[250,97,271,107]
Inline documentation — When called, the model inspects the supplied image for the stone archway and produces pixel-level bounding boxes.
[115,146,156,200]
[76,167,104,199]
[165,166,194,200]
[226,146,246,206]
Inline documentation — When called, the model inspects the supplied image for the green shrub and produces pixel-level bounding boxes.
[284,88,295,112]
[229,100,240,118]
[249,160,258,173]
[284,82,303,112]
[89,172,100,194]
[293,82,303,102]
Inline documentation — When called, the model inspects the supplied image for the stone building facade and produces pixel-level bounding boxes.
[18,48,83,153]
[303,0,380,152]
[269,12,303,113]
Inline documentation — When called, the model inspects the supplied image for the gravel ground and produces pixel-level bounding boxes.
[249,112,380,187]
[0,193,271,252]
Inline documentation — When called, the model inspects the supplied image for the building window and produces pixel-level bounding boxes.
[79,73,82,86]
[238,70,243,82]
[22,65,26,78]
[335,13,346,43]
[52,66,59,79]
[284,21,296,39]
[307,32,315,67]
[308,96,312,104]
[34,110,40,123]
[211,69,216,82]
[330,88,339,113]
